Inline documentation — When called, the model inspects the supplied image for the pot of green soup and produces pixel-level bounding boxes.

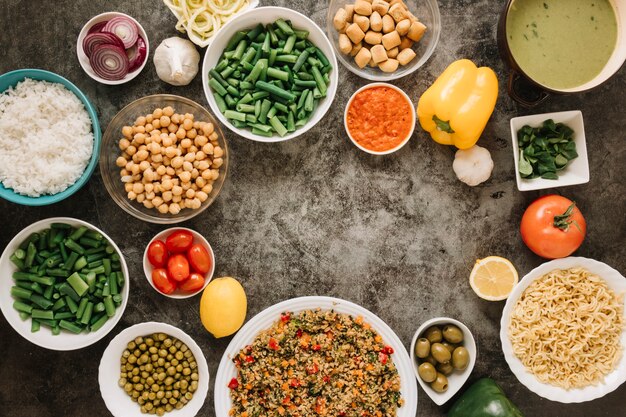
[498,0,626,106]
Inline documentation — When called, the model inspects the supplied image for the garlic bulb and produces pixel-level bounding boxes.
[153,37,200,86]
[452,145,494,186]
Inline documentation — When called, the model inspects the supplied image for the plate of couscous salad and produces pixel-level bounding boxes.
[214,296,417,417]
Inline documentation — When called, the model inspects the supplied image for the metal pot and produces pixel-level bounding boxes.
[497,0,626,107]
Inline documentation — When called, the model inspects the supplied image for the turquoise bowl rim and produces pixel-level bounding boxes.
[0,69,101,206]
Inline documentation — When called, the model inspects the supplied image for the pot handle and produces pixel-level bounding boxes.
[507,70,550,108]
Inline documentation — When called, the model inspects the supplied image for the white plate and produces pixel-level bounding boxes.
[500,257,626,403]
[99,321,209,417]
[214,296,418,416]
[510,110,589,191]
[0,217,129,351]
[202,6,338,143]
[410,317,477,405]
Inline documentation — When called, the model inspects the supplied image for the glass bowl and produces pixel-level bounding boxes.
[100,94,228,224]
[326,0,441,81]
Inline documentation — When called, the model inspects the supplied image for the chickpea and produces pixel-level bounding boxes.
[213,146,224,158]
[116,157,127,167]
[126,145,137,156]
[122,126,133,138]
[161,179,173,191]
[152,118,161,129]
[186,128,197,139]
[165,147,178,159]
[134,125,146,134]
[139,161,150,171]
[194,135,207,147]
[136,149,149,161]
[160,116,171,127]
[183,161,193,172]
[180,138,192,149]
[183,152,195,163]
[156,165,167,176]
[211,158,223,169]
[135,116,146,126]
[171,156,184,169]
[185,189,195,199]
[153,108,164,119]
[157,204,169,214]
[202,143,214,155]
[124,183,134,193]
[133,183,145,194]
[172,186,183,196]
[176,128,186,139]
[182,118,193,131]
[131,164,141,175]
[152,197,163,207]
[136,193,146,203]
[169,203,181,215]
[195,151,206,161]
[202,184,213,194]
[162,191,173,202]
[151,143,162,155]
[167,123,178,133]
[179,171,192,183]
[165,166,176,176]
[172,195,182,203]
[143,200,155,209]
[145,191,156,200]
[163,106,174,117]
[144,183,154,193]
[119,138,130,150]
[152,154,163,163]
[201,169,212,180]
[145,124,154,133]
[134,133,146,144]
[127,191,137,200]
[202,123,214,136]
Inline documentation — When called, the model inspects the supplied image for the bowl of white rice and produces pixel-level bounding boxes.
[0,69,101,206]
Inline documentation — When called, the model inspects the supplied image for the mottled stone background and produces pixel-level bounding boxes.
[0,0,624,416]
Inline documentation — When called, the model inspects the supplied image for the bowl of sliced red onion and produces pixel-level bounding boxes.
[77,12,149,85]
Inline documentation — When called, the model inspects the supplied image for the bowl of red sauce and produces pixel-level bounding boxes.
[344,83,415,155]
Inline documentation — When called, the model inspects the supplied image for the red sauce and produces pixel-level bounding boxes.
[346,86,413,152]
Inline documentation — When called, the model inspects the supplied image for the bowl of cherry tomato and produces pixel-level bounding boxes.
[143,228,215,298]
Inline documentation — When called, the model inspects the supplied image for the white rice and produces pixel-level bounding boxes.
[0,78,94,197]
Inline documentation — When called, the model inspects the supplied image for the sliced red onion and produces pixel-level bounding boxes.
[126,35,147,72]
[89,44,130,80]
[103,16,138,49]
[83,32,125,58]
[87,21,108,34]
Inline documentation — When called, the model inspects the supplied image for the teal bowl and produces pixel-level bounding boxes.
[0,69,101,206]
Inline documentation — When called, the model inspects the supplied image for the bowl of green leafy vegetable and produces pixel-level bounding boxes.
[510,110,589,192]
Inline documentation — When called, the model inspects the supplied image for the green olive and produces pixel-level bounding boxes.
[423,354,437,366]
[443,324,464,343]
[415,338,431,358]
[441,341,457,354]
[417,362,437,383]
[430,343,451,364]
[452,346,470,370]
[437,361,454,376]
[430,372,449,393]
[423,326,442,343]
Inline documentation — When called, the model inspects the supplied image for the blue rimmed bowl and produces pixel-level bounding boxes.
[0,69,101,206]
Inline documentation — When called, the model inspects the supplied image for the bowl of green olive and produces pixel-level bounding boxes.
[98,321,209,417]
[410,317,477,405]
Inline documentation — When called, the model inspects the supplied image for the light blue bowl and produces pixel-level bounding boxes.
[0,69,101,206]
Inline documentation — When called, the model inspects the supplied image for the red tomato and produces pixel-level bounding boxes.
[165,230,194,253]
[520,195,586,259]
[167,254,190,282]
[179,272,205,292]
[147,240,169,268]
[152,268,176,294]
[227,378,238,390]
[187,244,211,274]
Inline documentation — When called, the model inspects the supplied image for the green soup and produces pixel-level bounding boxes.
[506,0,618,89]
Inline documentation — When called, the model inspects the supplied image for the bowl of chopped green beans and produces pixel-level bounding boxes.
[202,6,338,142]
[0,217,129,350]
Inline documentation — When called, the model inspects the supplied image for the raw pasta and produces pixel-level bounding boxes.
[509,268,624,389]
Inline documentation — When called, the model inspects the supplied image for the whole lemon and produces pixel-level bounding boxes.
[199,277,247,338]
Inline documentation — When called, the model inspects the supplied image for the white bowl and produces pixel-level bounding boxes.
[500,257,626,403]
[202,6,338,142]
[143,227,214,299]
[410,317,477,405]
[99,321,209,417]
[510,110,589,191]
[326,0,441,81]
[77,12,150,85]
[0,217,129,351]
[344,82,415,155]
[214,296,418,417]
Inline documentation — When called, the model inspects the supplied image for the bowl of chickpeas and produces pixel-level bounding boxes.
[99,94,228,224]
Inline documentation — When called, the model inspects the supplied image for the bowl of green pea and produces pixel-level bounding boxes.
[202,6,338,142]
[0,217,129,350]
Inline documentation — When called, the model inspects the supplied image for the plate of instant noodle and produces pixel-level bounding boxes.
[500,257,626,403]
[214,296,417,417]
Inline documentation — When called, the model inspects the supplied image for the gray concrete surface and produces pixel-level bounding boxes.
[0,0,625,416]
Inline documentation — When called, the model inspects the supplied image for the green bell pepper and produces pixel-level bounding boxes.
[448,378,523,417]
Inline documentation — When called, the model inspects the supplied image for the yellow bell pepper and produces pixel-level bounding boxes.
[417,59,498,149]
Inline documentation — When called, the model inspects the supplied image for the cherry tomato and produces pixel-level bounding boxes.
[179,272,205,292]
[147,240,169,268]
[152,268,176,294]
[187,243,212,274]
[167,254,190,282]
[520,195,586,259]
[165,230,194,253]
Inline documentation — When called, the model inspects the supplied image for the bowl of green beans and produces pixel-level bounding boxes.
[0,217,129,350]
[202,6,338,142]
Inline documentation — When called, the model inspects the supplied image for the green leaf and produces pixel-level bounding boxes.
[518,151,534,177]
[541,172,559,180]
[555,154,569,167]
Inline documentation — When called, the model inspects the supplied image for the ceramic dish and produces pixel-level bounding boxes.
[98,321,209,417]
[344,82,415,155]
[510,110,589,191]
[410,317,477,405]
[99,94,228,224]
[500,257,626,403]
[77,12,149,85]
[214,296,417,416]
[202,6,338,142]
[0,217,129,350]
[326,0,441,81]
[0,69,101,206]
[143,227,215,299]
